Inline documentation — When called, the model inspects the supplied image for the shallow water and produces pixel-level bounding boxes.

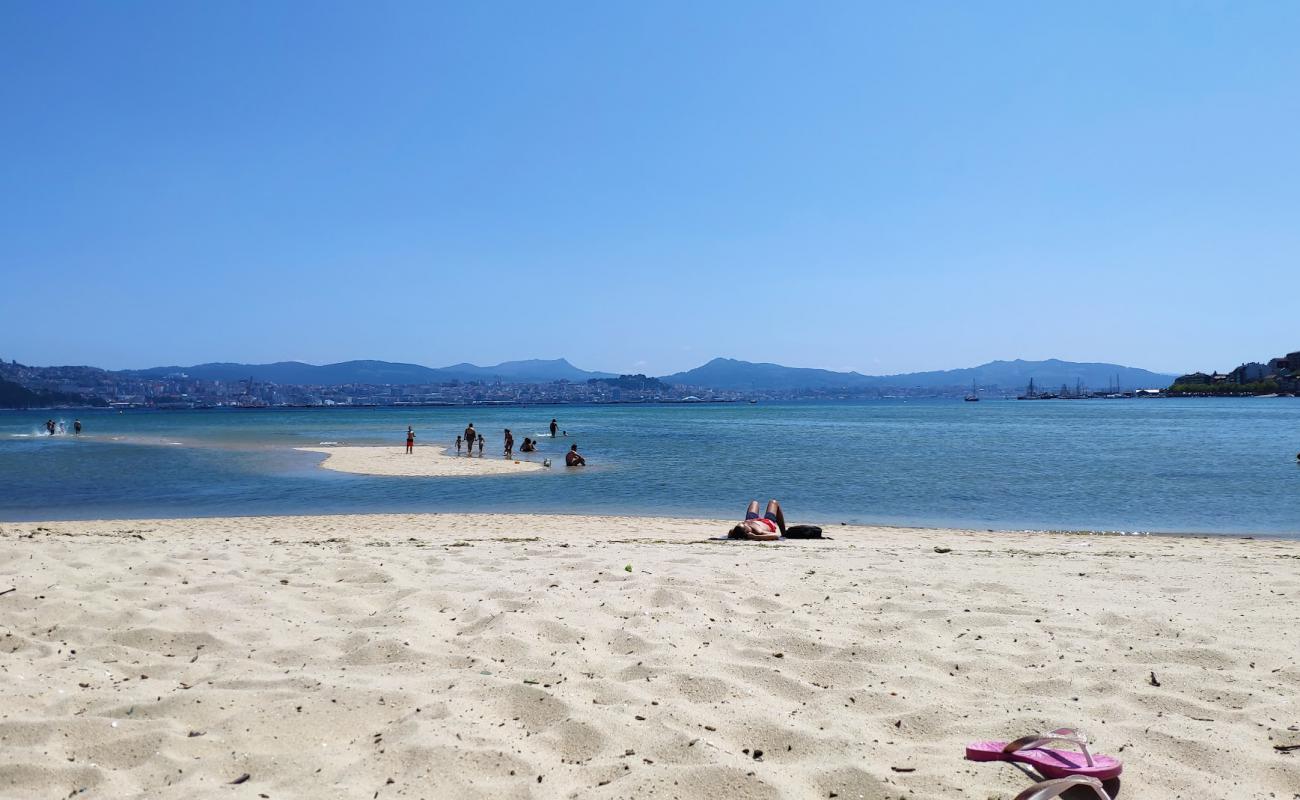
[2,399,1298,535]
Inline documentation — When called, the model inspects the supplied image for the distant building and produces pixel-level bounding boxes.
[1269,352,1300,377]
[1174,372,1211,385]
[1228,362,1272,383]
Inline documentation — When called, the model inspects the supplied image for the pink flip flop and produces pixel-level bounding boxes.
[1014,776,1112,800]
[966,727,1122,780]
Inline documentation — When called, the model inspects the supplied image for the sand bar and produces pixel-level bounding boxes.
[297,445,547,476]
[1,514,1297,799]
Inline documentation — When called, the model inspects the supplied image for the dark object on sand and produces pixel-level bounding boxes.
[783,525,823,539]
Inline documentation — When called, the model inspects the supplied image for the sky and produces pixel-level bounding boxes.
[2,2,1298,377]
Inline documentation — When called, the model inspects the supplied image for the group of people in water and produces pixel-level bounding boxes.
[405,417,586,467]
[42,419,82,436]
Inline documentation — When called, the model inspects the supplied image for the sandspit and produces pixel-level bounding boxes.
[297,445,547,477]
[1,514,1297,799]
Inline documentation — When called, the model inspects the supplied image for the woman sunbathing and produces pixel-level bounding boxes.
[728,499,787,540]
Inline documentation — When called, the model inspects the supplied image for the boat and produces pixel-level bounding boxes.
[964,379,980,402]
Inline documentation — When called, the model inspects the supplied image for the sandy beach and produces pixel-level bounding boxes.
[297,446,547,477]
[1,514,1297,799]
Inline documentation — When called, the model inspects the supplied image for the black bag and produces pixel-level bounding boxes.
[783,524,823,539]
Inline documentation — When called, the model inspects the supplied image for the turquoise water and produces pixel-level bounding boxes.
[2,400,1298,536]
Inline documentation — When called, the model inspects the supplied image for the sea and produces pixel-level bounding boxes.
[2,399,1298,537]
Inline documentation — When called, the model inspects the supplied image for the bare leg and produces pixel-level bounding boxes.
[766,500,786,535]
[746,500,760,518]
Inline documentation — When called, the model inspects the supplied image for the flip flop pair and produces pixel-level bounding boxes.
[1014,775,1112,800]
[966,727,1123,780]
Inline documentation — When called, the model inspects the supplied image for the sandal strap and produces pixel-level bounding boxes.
[1013,776,1110,800]
[1002,727,1094,767]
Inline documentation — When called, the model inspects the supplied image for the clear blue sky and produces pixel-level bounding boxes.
[3,1,1297,376]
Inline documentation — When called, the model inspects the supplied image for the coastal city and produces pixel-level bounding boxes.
[0,361,855,407]
[2,348,1297,409]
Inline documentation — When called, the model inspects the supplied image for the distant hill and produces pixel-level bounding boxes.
[125,360,444,384]
[123,358,615,385]
[0,378,103,408]
[0,378,46,408]
[434,359,617,383]
[660,358,878,391]
[659,357,1173,392]
[873,359,1175,391]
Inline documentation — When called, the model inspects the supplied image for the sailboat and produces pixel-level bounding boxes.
[964,379,980,402]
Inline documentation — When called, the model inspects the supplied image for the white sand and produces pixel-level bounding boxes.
[1,515,1297,799]
[297,446,546,476]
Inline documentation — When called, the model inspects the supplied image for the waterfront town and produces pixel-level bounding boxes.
[0,362,687,408]
[0,361,920,408]
[2,350,1296,409]
[1169,349,1300,395]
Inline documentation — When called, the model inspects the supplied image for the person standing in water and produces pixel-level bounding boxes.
[464,423,476,456]
[405,426,416,454]
[550,418,558,438]
[73,419,82,435]
[477,434,485,455]
[455,435,462,454]
[504,428,514,459]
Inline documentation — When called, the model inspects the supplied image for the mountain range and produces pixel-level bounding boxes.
[120,357,1173,391]
[124,359,617,385]
[663,357,1172,391]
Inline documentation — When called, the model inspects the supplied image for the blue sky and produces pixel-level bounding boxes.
[2,1,1298,376]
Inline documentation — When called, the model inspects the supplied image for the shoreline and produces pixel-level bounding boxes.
[2,513,1296,798]
[0,508,1294,541]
